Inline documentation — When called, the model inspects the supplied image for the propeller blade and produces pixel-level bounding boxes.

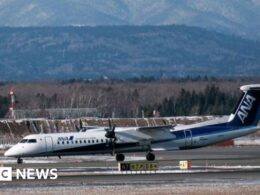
[108,119,112,129]
[105,122,116,139]
[75,125,80,132]
[112,124,116,131]
[79,119,83,129]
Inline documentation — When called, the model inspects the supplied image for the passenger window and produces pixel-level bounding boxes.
[92,140,94,143]
[62,141,64,144]
[96,140,99,143]
[101,139,103,143]
[88,140,90,143]
[79,140,82,144]
[84,140,86,143]
[57,141,60,144]
[28,139,37,143]
[75,141,78,144]
[67,141,69,144]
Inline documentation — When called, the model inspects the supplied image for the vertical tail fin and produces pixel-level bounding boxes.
[229,84,260,127]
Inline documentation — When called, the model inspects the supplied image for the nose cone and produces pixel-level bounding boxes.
[4,146,18,157]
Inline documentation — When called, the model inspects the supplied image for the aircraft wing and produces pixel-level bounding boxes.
[137,125,175,141]
[137,125,174,132]
[115,125,175,143]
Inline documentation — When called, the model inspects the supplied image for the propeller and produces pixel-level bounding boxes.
[75,125,80,132]
[79,119,83,129]
[75,119,85,132]
[105,119,117,155]
[105,119,116,139]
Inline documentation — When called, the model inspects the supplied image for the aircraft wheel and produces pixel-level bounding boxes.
[17,158,23,164]
[116,153,125,162]
[146,152,155,161]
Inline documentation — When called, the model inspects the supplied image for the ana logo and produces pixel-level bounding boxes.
[237,94,256,124]
[57,136,74,141]
[0,167,12,181]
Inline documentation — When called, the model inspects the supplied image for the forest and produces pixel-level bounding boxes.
[0,77,257,118]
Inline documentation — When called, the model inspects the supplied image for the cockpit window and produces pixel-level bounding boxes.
[20,139,28,143]
[28,139,37,143]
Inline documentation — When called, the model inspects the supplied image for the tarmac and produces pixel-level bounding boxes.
[1,146,260,194]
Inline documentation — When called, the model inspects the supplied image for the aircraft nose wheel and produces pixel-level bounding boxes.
[17,158,23,164]
[116,153,125,162]
[146,152,155,161]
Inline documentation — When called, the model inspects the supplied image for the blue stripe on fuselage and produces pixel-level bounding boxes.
[171,122,246,139]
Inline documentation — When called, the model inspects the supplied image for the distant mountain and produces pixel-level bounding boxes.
[0,26,259,81]
[0,0,259,39]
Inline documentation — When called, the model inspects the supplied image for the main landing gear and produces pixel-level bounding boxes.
[146,152,155,161]
[115,152,156,162]
[116,153,125,162]
[17,158,23,164]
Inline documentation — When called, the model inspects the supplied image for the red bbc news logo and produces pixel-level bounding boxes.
[0,167,12,181]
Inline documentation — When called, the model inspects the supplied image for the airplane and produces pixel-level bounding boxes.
[4,84,260,164]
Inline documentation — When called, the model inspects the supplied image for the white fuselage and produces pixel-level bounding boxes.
[4,123,259,158]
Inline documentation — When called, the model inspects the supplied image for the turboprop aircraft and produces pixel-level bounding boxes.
[5,84,260,164]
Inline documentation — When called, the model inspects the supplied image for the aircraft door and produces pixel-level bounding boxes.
[184,130,192,147]
[45,137,53,153]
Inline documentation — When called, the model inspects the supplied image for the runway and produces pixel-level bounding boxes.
[1,146,260,194]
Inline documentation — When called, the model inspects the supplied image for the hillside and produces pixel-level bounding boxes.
[0,0,259,39]
[0,26,260,80]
